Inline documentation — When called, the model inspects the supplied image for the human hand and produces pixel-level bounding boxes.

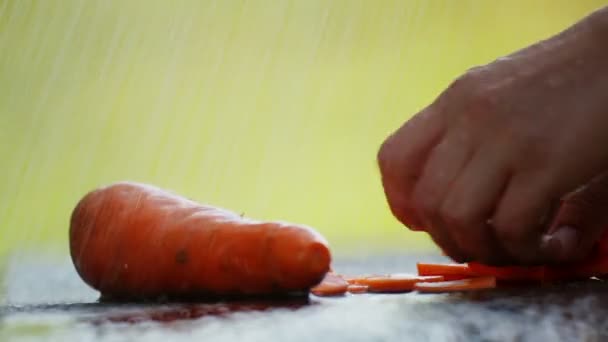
[377,8,608,265]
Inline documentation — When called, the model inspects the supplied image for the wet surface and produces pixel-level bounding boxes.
[2,254,608,342]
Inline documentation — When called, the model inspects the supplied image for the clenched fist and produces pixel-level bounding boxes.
[378,7,608,265]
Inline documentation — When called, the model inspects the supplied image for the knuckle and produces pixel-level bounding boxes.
[440,205,476,229]
[412,192,438,217]
[376,138,395,174]
[447,251,469,264]
[463,92,497,120]
[492,219,528,244]
[446,68,482,94]
[509,131,552,166]
[442,69,499,123]
[429,236,467,262]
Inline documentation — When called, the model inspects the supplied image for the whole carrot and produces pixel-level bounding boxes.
[69,182,331,300]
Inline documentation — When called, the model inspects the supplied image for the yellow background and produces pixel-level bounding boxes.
[1,0,606,260]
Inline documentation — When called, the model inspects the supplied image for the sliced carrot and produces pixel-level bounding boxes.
[345,274,382,285]
[467,262,544,281]
[416,263,475,279]
[355,274,444,293]
[415,276,496,293]
[347,284,368,294]
[310,273,349,297]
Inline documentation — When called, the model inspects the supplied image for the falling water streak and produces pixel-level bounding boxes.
[95,2,124,84]
[350,2,412,245]
[252,0,337,222]
[204,0,253,204]
[0,1,16,243]
[149,3,199,181]
[182,0,229,198]
[241,0,296,218]
[251,0,313,218]
[185,0,238,206]
[0,3,28,241]
[94,3,148,185]
[388,6,429,109]
[362,3,407,132]
[162,2,216,186]
[36,0,85,241]
[217,12,281,212]
[0,2,10,66]
[313,0,366,232]
[144,7,189,180]
[17,1,86,247]
[190,1,241,206]
[0,1,8,19]
[72,24,108,234]
[72,1,128,193]
[34,2,106,247]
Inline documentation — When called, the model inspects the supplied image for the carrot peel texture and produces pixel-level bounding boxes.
[70,182,332,300]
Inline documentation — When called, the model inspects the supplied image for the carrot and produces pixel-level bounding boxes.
[354,274,444,293]
[310,273,349,297]
[467,262,548,282]
[347,284,368,294]
[415,276,496,293]
[69,182,332,300]
[417,263,475,280]
[462,229,608,283]
[344,274,382,285]
[467,262,579,283]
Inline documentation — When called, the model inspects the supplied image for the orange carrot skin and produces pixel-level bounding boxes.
[467,262,588,282]
[70,182,331,299]
[467,263,547,281]
[416,263,475,278]
[356,274,444,293]
[415,277,496,293]
[310,273,349,297]
[464,230,608,282]
[347,284,368,294]
[345,274,382,285]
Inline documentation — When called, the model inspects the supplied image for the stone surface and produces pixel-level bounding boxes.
[2,254,608,342]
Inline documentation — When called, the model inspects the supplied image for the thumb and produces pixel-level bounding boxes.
[542,172,608,262]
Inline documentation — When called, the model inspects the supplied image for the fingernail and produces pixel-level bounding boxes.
[542,226,580,260]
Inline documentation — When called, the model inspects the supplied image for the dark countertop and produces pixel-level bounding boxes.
[2,253,608,342]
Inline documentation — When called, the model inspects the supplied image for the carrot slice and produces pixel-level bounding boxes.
[347,284,368,294]
[310,273,348,297]
[467,260,608,283]
[415,276,496,293]
[467,262,554,282]
[345,274,382,285]
[417,263,475,279]
[355,274,444,293]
